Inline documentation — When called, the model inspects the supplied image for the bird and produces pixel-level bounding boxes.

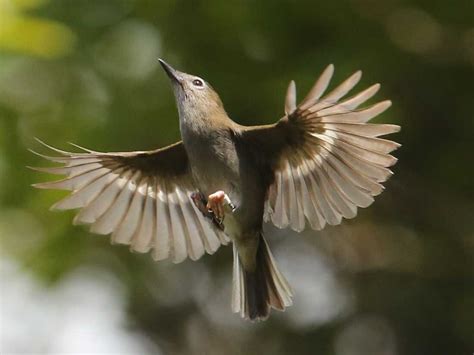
[30,59,400,321]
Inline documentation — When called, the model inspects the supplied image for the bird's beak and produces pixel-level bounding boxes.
[158,59,182,84]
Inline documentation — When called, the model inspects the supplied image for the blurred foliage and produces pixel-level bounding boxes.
[0,0,76,58]
[0,0,473,354]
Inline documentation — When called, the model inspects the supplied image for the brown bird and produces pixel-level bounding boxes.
[31,60,400,321]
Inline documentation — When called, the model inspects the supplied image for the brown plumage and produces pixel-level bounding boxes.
[31,60,400,321]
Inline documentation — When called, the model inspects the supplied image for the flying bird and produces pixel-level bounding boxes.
[31,60,400,321]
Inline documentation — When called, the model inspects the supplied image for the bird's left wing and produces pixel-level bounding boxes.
[31,140,229,263]
[243,65,400,232]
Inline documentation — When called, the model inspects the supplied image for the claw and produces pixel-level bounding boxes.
[207,191,225,221]
[206,191,236,222]
[191,190,235,230]
[190,192,223,230]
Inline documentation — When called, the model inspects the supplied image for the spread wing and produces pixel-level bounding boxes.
[262,64,400,232]
[30,140,229,263]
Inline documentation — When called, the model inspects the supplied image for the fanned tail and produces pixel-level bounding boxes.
[232,234,293,321]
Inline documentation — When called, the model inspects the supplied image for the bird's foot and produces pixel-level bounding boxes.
[190,191,235,229]
[206,190,236,223]
[191,192,224,229]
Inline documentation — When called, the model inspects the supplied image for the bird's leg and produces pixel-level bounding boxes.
[190,191,235,230]
[190,192,211,216]
[191,192,224,230]
[206,190,236,223]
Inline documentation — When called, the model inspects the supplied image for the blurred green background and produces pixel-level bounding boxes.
[0,0,473,354]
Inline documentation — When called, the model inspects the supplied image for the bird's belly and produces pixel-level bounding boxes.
[188,146,241,199]
[192,166,240,204]
[222,213,242,240]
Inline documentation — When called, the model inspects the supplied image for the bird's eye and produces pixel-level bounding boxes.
[192,79,204,87]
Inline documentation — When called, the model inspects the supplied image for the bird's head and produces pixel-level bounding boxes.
[159,59,225,121]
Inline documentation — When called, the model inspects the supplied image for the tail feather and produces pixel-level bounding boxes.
[232,234,293,321]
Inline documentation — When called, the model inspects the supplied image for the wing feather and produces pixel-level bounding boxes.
[271,171,289,228]
[153,182,172,261]
[176,187,205,261]
[90,170,136,234]
[31,141,227,263]
[131,180,155,253]
[263,65,400,231]
[298,163,325,230]
[112,176,145,245]
[74,171,129,225]
[167,188,188,263]
[299,64,334,110]
[285,80,296,115]
[290,164,306,232]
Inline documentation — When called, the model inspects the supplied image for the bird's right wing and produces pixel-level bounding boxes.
[31,140,229,263]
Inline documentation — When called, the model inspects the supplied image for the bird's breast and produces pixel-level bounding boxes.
[182,126,241,201]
